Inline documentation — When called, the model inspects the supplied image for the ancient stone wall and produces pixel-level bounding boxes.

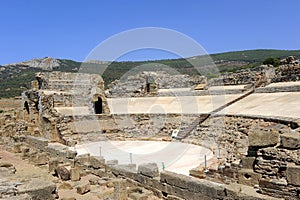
[272,56,300,82]
[208,65,275,87]
[186,115,300,200]
[108,71,206,97]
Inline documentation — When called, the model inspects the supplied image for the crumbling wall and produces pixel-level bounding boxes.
[208,65,275,87]
[108,71,206,97]
[272,56,300,82]
[186,115,300,200]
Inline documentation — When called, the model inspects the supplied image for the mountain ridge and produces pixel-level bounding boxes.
[1,49,300,98]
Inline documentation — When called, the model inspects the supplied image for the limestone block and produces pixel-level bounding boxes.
[248,129,279,147]
[286,163,300,186]
[55,166,70,181]
[49,158,59,173]
[33,152,48,165]
[74,153,90,167]
[76,183,90,195]
[238,169,262,186]
[70,167,80,181]
[90,156,105,169]
[17,178,56,200]
[114,179,127,200]
[281,132,300,149]
[138,163,159,178]
[241,157,256,169]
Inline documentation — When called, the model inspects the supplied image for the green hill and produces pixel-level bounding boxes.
[1,49,300,98]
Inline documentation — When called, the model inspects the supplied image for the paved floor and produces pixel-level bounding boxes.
[75,141,213,175]
[107,94,243,114]
[222,92,300,119]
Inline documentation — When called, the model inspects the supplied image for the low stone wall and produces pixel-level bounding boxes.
[110,163,278,200]
[255,84,300,93]
[185,115,300,200]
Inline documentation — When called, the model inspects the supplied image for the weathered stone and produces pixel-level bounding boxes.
[49,158,59,173]
[70,167,80,181]
[74,153,90,167]
[55,166,70,181]
[89,156,105,169]
[33,152,48,165]
[89,177,100,185]
[17,178,56,200]
[61,197,76,200]
[0,162,13,168]
[241,157,256,169]
[138,163,159,178]
[20,146,30,158]
[248,129,279,147]
[12,143,22,153]
[238,169,262,186]
[76,183,90,195]
[114,179,127,200]
[281,132,300,149]
[286,163,300,186]
[58,182,73,190]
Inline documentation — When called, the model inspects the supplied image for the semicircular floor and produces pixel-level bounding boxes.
[75,141,213,175]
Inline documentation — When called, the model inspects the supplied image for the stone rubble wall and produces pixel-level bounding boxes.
[272,56,300,82]
[19,134,280,200]
[108,71,206,97]
[208,65,275,87]
[186,115,300,200]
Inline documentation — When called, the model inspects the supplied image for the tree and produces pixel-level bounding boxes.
[263,57,280,67]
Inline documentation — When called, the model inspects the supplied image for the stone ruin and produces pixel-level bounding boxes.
[0,57,300,199]
[20,71,110,143]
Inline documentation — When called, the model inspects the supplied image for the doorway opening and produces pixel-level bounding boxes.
[24,101,30,114]
[94,97,103,114]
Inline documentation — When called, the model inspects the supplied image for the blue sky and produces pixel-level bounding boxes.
[1,0,300,64]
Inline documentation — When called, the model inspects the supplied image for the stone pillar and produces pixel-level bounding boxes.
[114,179,127,200]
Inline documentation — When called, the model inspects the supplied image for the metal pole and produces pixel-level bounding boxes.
[99,146,102,157]
[204,155,207,169]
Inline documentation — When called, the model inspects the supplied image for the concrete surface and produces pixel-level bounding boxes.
[55,107,90,115]
[222,92,300,119]
[107,94,243,114]
[264,81,300,88]
[75,141,213,175]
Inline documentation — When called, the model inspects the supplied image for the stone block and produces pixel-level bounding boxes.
[70,167,80,181]
[248,129,279,147]
[17,178,56,200]
[76,183,90,195]
[241,157,256,169]
[286,163,300,186]
[49,158,59,173]
[55,166,70,181]
[33,152,48,165]
[74,153,90,167]
[160,170,190,189]
[105,160,118,173]
[12,143,22,153]
[138,163,159,178]
[90,156,105,169]
[281,132,300,149]
[238,169,262,186]
[114,179,127,200]
[26,136,49,150]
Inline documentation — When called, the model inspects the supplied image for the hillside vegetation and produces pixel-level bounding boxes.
[1,49,300,98]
